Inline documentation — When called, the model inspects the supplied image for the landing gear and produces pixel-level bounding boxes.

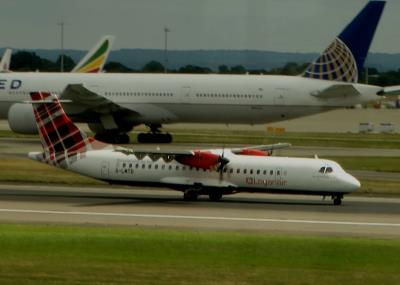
[332,194,343,206]
[95,132,130,144]
[183,189,199,201]
[137,124,172,144]
[209,192,223,202]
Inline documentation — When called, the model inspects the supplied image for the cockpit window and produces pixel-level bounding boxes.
[319,166,333,174]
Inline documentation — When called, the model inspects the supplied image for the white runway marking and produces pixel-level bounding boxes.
[0,208,399,227]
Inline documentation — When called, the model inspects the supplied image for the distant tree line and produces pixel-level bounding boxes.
[6,51,400,86]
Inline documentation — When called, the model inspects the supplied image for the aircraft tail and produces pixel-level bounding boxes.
[29,91,107,167]
[302,1,385,83]
[71,35,115,73]
[0,48,12,72]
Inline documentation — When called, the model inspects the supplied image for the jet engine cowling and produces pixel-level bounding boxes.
[8,103,38,134]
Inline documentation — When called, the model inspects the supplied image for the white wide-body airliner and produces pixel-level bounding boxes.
[0,1,386,143]
[28,91,360,205]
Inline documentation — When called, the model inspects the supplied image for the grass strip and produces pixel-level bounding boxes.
[0,224,399,285]
[2,129,400,149]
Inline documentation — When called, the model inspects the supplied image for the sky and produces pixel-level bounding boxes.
[0,0,399,53]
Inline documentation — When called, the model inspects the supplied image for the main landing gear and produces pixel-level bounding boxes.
[137,124,172,144]
[95,131,130,144]
[183,188,223,202]
[332,194,343,206]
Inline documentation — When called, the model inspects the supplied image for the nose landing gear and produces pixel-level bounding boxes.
[332,194,343,206]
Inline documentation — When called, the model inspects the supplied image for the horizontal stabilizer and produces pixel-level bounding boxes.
[311,84,360,99]
[379,85,400,97]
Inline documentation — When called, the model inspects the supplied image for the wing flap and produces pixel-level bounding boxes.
[60,84,138,117]
[312,84,360,98]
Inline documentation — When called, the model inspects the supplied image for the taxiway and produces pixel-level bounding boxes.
[0,184,399,237]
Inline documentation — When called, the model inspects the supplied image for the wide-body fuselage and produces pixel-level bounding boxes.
[0,72,381,125]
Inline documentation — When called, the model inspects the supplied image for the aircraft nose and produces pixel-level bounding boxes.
[344,174,361,191]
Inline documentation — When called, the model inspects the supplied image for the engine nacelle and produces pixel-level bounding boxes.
[8,103,38,134]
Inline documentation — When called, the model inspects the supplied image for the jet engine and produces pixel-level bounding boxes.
[8,103,38,134]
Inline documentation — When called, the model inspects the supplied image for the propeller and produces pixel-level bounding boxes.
[217,148,230,181]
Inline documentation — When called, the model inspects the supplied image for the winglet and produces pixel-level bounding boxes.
[302,1,385,83]
[0,48,12,72]
[71,35,115,73]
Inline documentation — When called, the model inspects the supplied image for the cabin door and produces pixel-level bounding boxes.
[180,86,192,103]
[275,167,283,182]
[101,161,109,179]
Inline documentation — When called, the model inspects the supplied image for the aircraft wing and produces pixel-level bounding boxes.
[231,143,291,155]
[311,84,360,98]
[60,84,138,117]
[114,147,227,170]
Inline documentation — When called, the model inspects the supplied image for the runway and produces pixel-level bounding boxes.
[0,184,399,237]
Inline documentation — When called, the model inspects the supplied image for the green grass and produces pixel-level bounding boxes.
[3,129,400,148]
[0,158,102,185]
[325,156,400,173]
[152,129,400,148]
[0,224,399,285]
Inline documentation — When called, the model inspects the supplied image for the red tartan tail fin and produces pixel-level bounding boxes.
[30,92,93,162]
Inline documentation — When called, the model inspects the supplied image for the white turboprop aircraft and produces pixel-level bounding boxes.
[0,1,386,144]
[28,91,360,205]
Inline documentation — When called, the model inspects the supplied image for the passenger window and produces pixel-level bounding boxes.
[237,169,240,174]
[142,164,145,169]
[243,169,247,174]
[256,170,260,175]
[270,170,273,175]
[162,165,165,170]
[155,165,159,169]
[229,169,233,174]
[176,165,179,170]
[169,165,172,170]
[148,164,152,169]
[263,170,267,175]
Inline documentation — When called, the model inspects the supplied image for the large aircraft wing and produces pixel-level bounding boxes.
[71,35,115,73]
[0,48,12,72]
[60,84,138,117]
[311,84,360,98]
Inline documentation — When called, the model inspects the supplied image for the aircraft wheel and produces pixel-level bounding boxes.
[332,195,343,206]
[113,134,130,144]
[183,190,199,201]
[137,133,173,144]
[209,192,223,201]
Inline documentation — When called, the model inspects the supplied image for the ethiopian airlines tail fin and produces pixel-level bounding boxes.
[0,48,12,72]
[28,92,108,166]
[302,1,385,83]
[71,35,115,73]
